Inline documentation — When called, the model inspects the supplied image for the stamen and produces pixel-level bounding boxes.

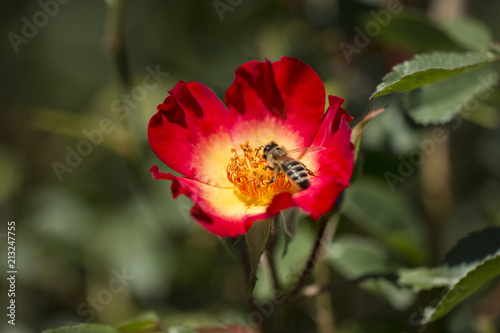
[227,141,291,201]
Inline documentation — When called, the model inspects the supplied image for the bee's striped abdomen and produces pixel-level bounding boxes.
[281,158,310,189]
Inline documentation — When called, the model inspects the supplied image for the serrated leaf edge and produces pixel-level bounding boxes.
[370,51,499,99]
[420,249,500,324]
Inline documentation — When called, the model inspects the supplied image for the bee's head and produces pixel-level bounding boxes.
[256,141,279,160]
[262,141,278,159]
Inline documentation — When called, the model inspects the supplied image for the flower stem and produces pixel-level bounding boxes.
[296,273,395,301]
[283,214,331,303]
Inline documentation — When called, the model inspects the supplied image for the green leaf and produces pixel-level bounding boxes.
[43,324,119,333]
[360,278,416,311]
[329,235,394,278]
[252,220,315,301]
[370,51,498,99]
[351,107,386,162]
[343,178,426,264]
[423,255,500,323]
[118,320,157,332]
[245,219,272,295]
[398,266,450,291]
[398,227,500,324]
[328,235,415,310]
[405,64,499,124]
[117,312,160,332]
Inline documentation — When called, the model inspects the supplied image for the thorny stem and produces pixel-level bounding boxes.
[292,273,395,303]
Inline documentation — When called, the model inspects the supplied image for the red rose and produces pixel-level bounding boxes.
[148,57,354,236]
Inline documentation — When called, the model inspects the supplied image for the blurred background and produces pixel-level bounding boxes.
[1,0,500,332]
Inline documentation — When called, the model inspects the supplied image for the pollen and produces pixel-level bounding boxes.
[227,141,291,203]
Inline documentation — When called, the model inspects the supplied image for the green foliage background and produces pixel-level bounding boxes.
[1,0,500,332]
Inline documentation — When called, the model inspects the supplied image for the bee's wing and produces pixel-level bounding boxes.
[288,146,326,159]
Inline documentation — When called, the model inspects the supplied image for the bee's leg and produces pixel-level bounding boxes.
[268,168,279,187]
[306,168,317,176]
[264,165,275,171]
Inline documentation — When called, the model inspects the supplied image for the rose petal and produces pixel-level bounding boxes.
[151,165,277,237]
[226,60,286,120]
[312,95,352,146]
[310,95,354,182]
[226,56,325,148]
[148,81,234,186]
[265,176,347,220]
[293,176,348,219]
[314,117,354,182]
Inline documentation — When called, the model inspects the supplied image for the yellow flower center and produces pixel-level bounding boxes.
[226,141,291,206]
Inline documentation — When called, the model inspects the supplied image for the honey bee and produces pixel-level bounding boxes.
[256,141,325,189]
